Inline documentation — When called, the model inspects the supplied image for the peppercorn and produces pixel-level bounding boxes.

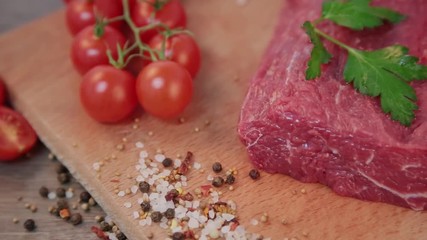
[23,219,36,231]
[249,169,260,180]
[225,174,236,184]
[57,199,69,210]
[55,163,69,174]
[212,162,223,173]
[81,203,90,212]
[95,215,104,223]
[88,198,97,206]
[162,158,173,167]
[100,221,111,231]
[150,211,162,222]
[70,213,83,225]
[164,208,175,219]
[172,232,185,240]
[80,191,91,203]
[116,231,127,240]
[139,181,150,193]
[39,186,49,198]
[59,208,71,220]
[140,202,151,212]
[49,206,60,217]
[56,188,66,198]
[57,173,71,184]
[212,176,225,187]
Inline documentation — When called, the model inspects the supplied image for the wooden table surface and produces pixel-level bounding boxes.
[0,2,105,239]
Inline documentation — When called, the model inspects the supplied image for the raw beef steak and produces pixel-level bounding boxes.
[238,0,427,211]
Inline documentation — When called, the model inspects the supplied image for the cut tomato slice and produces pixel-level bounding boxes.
[0,107,37,161]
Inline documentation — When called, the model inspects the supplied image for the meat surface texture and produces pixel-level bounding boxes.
[238,0,427,211]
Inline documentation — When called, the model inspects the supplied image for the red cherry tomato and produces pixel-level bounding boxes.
[66,0,96,36]
[80,65,138,123]
[0,77,6,105]
[149,34,201,78]
[71,25,126,75]
[63,0,72,4]
[94,0,123,30]
[0,106,37,161]
[131,0,186,42]
[136,61,193,119]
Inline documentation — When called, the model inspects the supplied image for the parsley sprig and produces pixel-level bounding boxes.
[304,0,427,126]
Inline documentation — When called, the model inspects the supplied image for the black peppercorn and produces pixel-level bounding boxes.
[39,186,49,198]
[55,163,69,174]
[164,208,175,219]
[212,162,223,173]
[225,174,236,184]
[139,181,150,193]
[150,211,162,222]
[80,191,91,203]
[116,231,127,240]
[162,158,173,167]
[56,188,66,198]
[140,201,151,212]
[249,169,260,180]
[100,221,111,231]
[212,176,225,187]
[70,213,83,225]
[57,173,71,184]
[172,232,185,240]
[57,199,69,210]
[23,219,36,231]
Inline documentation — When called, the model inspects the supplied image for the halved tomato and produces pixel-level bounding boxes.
[0,107,37,161]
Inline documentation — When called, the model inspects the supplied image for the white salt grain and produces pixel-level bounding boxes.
[47,192,56,200]
[139,219,146,226]
[137,198,144,204]
[124,202,132,208]
[65,191,74,199]
[135,142,144,148]
[154,154,166,162]
[250,219,259,226]
[222,213,235,222]
[188,218,199,229]
[139,150,148,158]
[133,211,140,219]
[92,162,100,171]
[118,191,125,197]
[193,162,201,170]
[131,185,138,194]
[174,159,182,168]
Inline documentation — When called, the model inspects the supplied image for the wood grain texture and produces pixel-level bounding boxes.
[0,1,426,239]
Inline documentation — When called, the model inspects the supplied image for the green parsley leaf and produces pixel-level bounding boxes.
[322,0,405,30]
[302,21,332,80]
[344,45,427,126]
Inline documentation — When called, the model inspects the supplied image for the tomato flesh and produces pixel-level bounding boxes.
[149,33,201,78]
[0,77,6,105]
[136,61,193,119]
[131,0,187,42]
[66,0,96,36]
[94,0,123,30]
[80,65,138,123]
[71,25,126,75]
[0,107,37,161]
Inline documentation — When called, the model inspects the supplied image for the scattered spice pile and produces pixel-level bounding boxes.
[105,140,269,239]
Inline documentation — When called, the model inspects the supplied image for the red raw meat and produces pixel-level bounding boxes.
[238,0,427,210]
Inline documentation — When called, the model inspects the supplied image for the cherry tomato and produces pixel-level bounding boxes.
[131,0,186,42]
[0,106,37,161]
[0,77,6,105]
[63,0,72,4]
[71,25,126,75]
[80,65,138,123]
[136,61,193,119]
[94,0,123,30]
[125,56,147,77]
[66,0,96,36]
[149,34,201,78]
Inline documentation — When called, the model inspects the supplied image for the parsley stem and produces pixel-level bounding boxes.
[314,27,354,53]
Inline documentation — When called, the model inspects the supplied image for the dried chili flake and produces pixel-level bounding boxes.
[178,151,193,175]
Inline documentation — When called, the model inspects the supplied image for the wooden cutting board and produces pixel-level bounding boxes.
[0,1,426,239]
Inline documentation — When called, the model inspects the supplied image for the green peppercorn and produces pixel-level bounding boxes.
[150,211,162,222]
[164,208,175,219]
[23,219,36,231]
[212,176,225,187]
[172,232,185,240]
[249,169,260,180]
[139,181,150,193]
[162,158,173,167]
[56,188,66,198]
[212,162,223,173]
[225,174,236,184]
[70,213,83,225]
[39,186,49,198]
[140,202,151,212]
[116,231,127,240]
[80,191,91,203]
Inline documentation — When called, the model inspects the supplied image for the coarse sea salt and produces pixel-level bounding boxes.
[92,162,100,171]
[193,162,202,169]
[139,150,148,159]
[137,198,144,204]
[135,142,144,148]
[131,185,138,194]
[154,154,166,162]
[65,191,74,199]
[124,202,132,208]
[47,192,57,200]
[117,191,125,197]
[133,211,140,219]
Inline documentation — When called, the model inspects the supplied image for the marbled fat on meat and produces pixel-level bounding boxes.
[238,0,427,210]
